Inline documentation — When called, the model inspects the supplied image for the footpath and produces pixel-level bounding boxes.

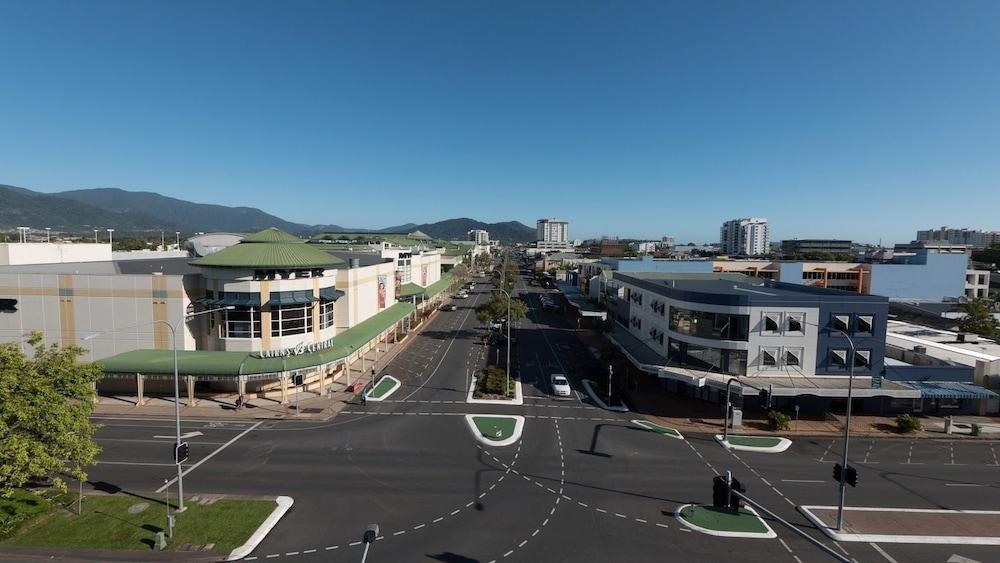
[799,506,1000,544]
[92,309,444,421]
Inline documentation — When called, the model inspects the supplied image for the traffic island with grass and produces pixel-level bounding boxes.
[631,419,684,440]
[1,489,282,555]
[467,366,523,405]
[676,504,776,538]
[464,414,524,447]
[364,375,401,402]
[715,434,792,453]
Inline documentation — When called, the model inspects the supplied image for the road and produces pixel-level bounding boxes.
[83,271,1000,563]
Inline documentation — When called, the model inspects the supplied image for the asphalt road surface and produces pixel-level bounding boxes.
[83,273,1000,563]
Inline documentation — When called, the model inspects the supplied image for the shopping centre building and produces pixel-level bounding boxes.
[0,228,458,402]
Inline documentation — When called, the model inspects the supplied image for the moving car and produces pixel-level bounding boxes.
[550,374,572,397]
[454,292,469,299]
[439,303,458,311]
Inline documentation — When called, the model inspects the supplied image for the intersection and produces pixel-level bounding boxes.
[82,274,1000,563]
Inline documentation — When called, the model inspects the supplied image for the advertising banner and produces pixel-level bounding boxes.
[377,274,387,309]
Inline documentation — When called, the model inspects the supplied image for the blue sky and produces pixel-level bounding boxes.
[1,1,998,243]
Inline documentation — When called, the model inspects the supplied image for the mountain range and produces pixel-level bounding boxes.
[0,185,536,242]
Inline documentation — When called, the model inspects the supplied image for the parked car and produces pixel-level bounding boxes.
[454,292,469,299]
[550,374,572,397]
[439,303,458,311]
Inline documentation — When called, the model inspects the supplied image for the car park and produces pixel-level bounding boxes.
[550,374,571,397]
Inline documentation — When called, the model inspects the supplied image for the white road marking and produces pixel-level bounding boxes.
[156,421,262,493]
[869,543,899,563]
[781,479,824,483]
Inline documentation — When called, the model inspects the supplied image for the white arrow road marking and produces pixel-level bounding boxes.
[947,555,983,563]
[153,431,204,440]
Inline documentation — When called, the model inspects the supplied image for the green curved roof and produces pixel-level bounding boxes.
[191,241,344,269]
[241,227,304,243]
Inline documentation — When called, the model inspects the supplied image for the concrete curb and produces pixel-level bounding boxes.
[226,496,294,561]
[581,380,629,412]
[466,376,524,405]
[464,414,525,447]
[631,419,684,440]
[798,505,1000,545]
[675,504,776,538]
[364,375,401,402]
[714,434,792,453]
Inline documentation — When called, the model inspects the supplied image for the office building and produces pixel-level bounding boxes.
[720,217,770,256]
[917,227,1000,251]
[780,239,853,258]
[537,218,569,244]
[468,229,489,245]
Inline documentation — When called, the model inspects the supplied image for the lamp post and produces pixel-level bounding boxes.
[94,229,99,243]
[17,226,29,243]
[106,228,115,248]
[497,288,512,396]
[175,231,180,249]
[84,305,233,512]
[45,227,51,243]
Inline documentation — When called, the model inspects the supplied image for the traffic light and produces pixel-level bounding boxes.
[712,475,729,508]
[292,373,304,386]
[758,389,771,409]
[845,466,858,487]
[871,370,884,389]
[174,442,190,464]
[728,478,745,510]
[833,463,843,483]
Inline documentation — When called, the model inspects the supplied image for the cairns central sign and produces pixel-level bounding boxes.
[254,337,335,359]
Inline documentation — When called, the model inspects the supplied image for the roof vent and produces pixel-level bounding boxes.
[349,258,360,268]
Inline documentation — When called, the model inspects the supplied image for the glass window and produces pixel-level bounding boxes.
[763,313,780,333]
[830,349,848,367]
[785,348,802,366]
[270,303,314,337]
[320,299,336,329]
[787,314,804,334]
[223,306,261,338]
[856,315,874,333]
[832,315,850,332]
[761,348,778,367]
[854,350,871,368]
[669,307,749,341]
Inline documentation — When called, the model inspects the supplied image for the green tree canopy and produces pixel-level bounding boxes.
[0,334,102,496]
[958,298,1000,338]
[475,295,528,327]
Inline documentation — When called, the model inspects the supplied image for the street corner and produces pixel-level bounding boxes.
[581,379,629,412]
[631,419,684,440]
[715,434,792,453]
[675,504,777,539]
[798,505,1000,545]
[228,496,294,561]
[364,375,401,402]
[464,414,525,447]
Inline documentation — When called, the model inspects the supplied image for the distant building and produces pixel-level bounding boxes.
[720,217,769,256]
[780,239,853,258]
[537,218,569,244]
[0,242,110,266]
[917,227,1000,251]
[660,236,675,250]
[599,239,627,258]
[468,229,489,245]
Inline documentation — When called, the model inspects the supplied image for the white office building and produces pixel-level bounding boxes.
[720,217,770,256]
[537,218,569,244]
[468,229,489,245]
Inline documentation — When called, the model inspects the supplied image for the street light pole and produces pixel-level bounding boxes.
[498,288,512,396]
[835,329,856,531]
[106,228,115,248]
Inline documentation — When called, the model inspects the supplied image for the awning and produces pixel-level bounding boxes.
[215,292,261,307]
[901,381,1000,400]
[319,287,345,301]
[266,290,316,307]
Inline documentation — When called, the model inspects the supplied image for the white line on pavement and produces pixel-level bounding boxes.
[157,421,262,493]
[869,543,899,563]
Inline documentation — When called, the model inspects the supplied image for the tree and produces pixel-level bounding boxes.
[958,298,1000,338]
[475,295,528,327]
[0,334,102,496]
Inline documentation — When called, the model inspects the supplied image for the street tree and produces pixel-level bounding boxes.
[475,296,528,327]
[958,298,1000,338]
[0,333,102,496]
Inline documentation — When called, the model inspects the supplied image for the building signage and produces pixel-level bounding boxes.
[254,336,335,358]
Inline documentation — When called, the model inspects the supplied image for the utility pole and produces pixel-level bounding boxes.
[607,364,613,406]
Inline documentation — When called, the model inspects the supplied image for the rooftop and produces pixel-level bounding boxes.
[886,320,1000,364]
[0,256,200,276]
[190,228,343,270]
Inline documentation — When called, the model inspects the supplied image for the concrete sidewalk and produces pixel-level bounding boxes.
[799,505,1000,544]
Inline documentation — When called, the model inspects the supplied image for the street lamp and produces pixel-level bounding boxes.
[106,228,115,248]
[175,231,180,249]
[83,305,234,512]
[94,229,99,243]
[17,226,29,243]
[45,227,51,243]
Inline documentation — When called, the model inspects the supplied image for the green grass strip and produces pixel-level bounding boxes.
[5,493,273,552]
[472,416,517,441]
[368,376,399,399]
[679,505,769,533]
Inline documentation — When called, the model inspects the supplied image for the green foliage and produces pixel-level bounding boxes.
[971,423,982,436]
[475,295,528,327]
[895,413,923,433]
[958,298,1000,338]
[0,333,102,497]
[473,252,492,268]
[767,410,791,431]
[475,366,511,397]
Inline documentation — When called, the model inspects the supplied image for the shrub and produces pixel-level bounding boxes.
[767,410,791,431]
[895,413,923,433]
[971,423,982,436]
[475,366,511,398]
